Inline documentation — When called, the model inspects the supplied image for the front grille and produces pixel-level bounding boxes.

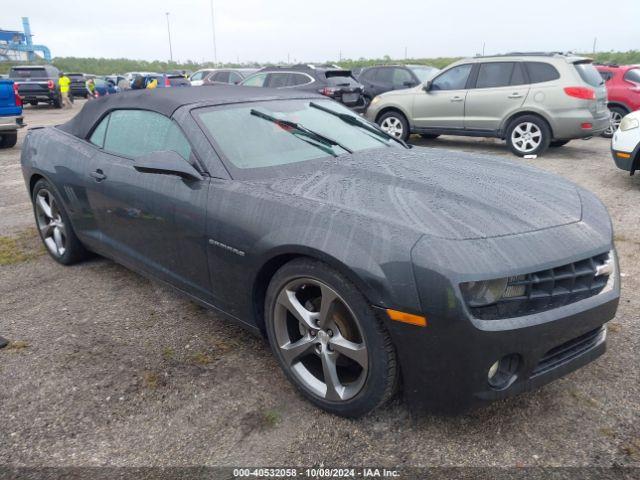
[531,326,605,377]
[471,252,611,320]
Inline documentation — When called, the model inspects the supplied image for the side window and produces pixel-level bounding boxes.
[266,73,289,88]
[102,110,192,161]
[524,62,560,83]
[242,72,268,87]
[89,114,110,147]
[287,73,311,87]
[623,68,640,84]
[374,67,394,84]
[475,62,515,88]
[361,68,376,81]
[214,71,230,83]
[191,71,204,81]
[392,68,414,87]
[431,64,472,90]
[228,71,243,84]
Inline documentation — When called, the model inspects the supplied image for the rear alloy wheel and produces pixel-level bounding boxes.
[32,179,89,265]
[265,259,398,417]
[506,115,551,157]
[377,111,409,141]
[602,107,626,138]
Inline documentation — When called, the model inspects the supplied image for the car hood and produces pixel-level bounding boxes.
[264,147,583,240]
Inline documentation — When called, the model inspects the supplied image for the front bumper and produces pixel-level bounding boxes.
[383,293,617,414]
[611,127,640,174]
[0,115,25,131]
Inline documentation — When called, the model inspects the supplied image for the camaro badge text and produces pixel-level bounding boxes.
[208,239,246,257]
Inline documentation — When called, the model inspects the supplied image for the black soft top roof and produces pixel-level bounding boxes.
[58,85,323,139]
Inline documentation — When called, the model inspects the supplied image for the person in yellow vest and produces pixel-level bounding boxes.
[58,72,72,109]
[146,77,158,89]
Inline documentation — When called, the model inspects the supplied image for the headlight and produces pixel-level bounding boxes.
[370,96,381,106]
[620,116,639,131]
[460,276,526,307]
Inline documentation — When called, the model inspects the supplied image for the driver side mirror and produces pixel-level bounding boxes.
[133,150,203,181]
[423,80,432,92]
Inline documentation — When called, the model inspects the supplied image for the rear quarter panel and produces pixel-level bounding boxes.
[21,127,100,241]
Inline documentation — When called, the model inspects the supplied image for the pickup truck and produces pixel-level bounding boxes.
[0,78,24,148]
[10,65,63,108]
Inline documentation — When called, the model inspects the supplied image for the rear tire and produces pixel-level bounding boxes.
[265,258,398,417]
[377,111,410,141]
[53,96,62,109]
[550,140,570,148]
[0,131,17,149]
[32,179,90,265]
[602,106,627,139]
[506,115,551,157]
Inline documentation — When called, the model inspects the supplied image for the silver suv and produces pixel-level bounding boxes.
[365,53,609,156]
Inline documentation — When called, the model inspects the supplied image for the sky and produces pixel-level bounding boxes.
[7,0,640,63]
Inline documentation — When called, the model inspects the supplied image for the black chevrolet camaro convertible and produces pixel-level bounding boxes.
[21,86,620,417]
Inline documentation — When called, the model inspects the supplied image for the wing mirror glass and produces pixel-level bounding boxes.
[423,80,433,92]
[133,150,203,181]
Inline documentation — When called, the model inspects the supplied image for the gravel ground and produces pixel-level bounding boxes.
[0,101,638,470]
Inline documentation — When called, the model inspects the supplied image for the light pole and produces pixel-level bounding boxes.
[165,12,173,62]
[210,0,218,64]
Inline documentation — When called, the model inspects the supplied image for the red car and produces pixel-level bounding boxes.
[596,64,640,137]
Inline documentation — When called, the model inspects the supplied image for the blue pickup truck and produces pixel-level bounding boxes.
[0,78,24,148]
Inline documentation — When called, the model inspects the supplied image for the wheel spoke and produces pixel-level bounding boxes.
[320,351,343,401]
[37,193,53,219]
[330,334,368,368]
[318,284,338,329]
[53,227,64,252]
[277,289,318,330]
[280,335,316,366]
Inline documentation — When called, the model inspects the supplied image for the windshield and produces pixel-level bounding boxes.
[196,99,398,170]
[574,62,604,87]
[409,66,440,82]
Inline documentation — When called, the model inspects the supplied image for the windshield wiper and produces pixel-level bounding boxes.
[309,101,410,149]
[250,109,353,155]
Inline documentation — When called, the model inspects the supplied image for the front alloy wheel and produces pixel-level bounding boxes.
[377,111,409,141]
[265,259,398,417]
[272,278,368,402]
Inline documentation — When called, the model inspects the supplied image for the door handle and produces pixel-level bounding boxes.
[90,169,107,182]
[508,93,523,99]
[450,96,464,102]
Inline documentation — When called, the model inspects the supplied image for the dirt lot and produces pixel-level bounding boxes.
[1,101,639,469]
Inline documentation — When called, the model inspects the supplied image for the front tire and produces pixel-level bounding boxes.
[32,179,89,265]
[0,131,17,148]
[377,111,410,141]
[265,258,398,417]
[506,115,551,157]
[602,106,627,138]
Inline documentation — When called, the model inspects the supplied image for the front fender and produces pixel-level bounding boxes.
[252,225,422,313]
